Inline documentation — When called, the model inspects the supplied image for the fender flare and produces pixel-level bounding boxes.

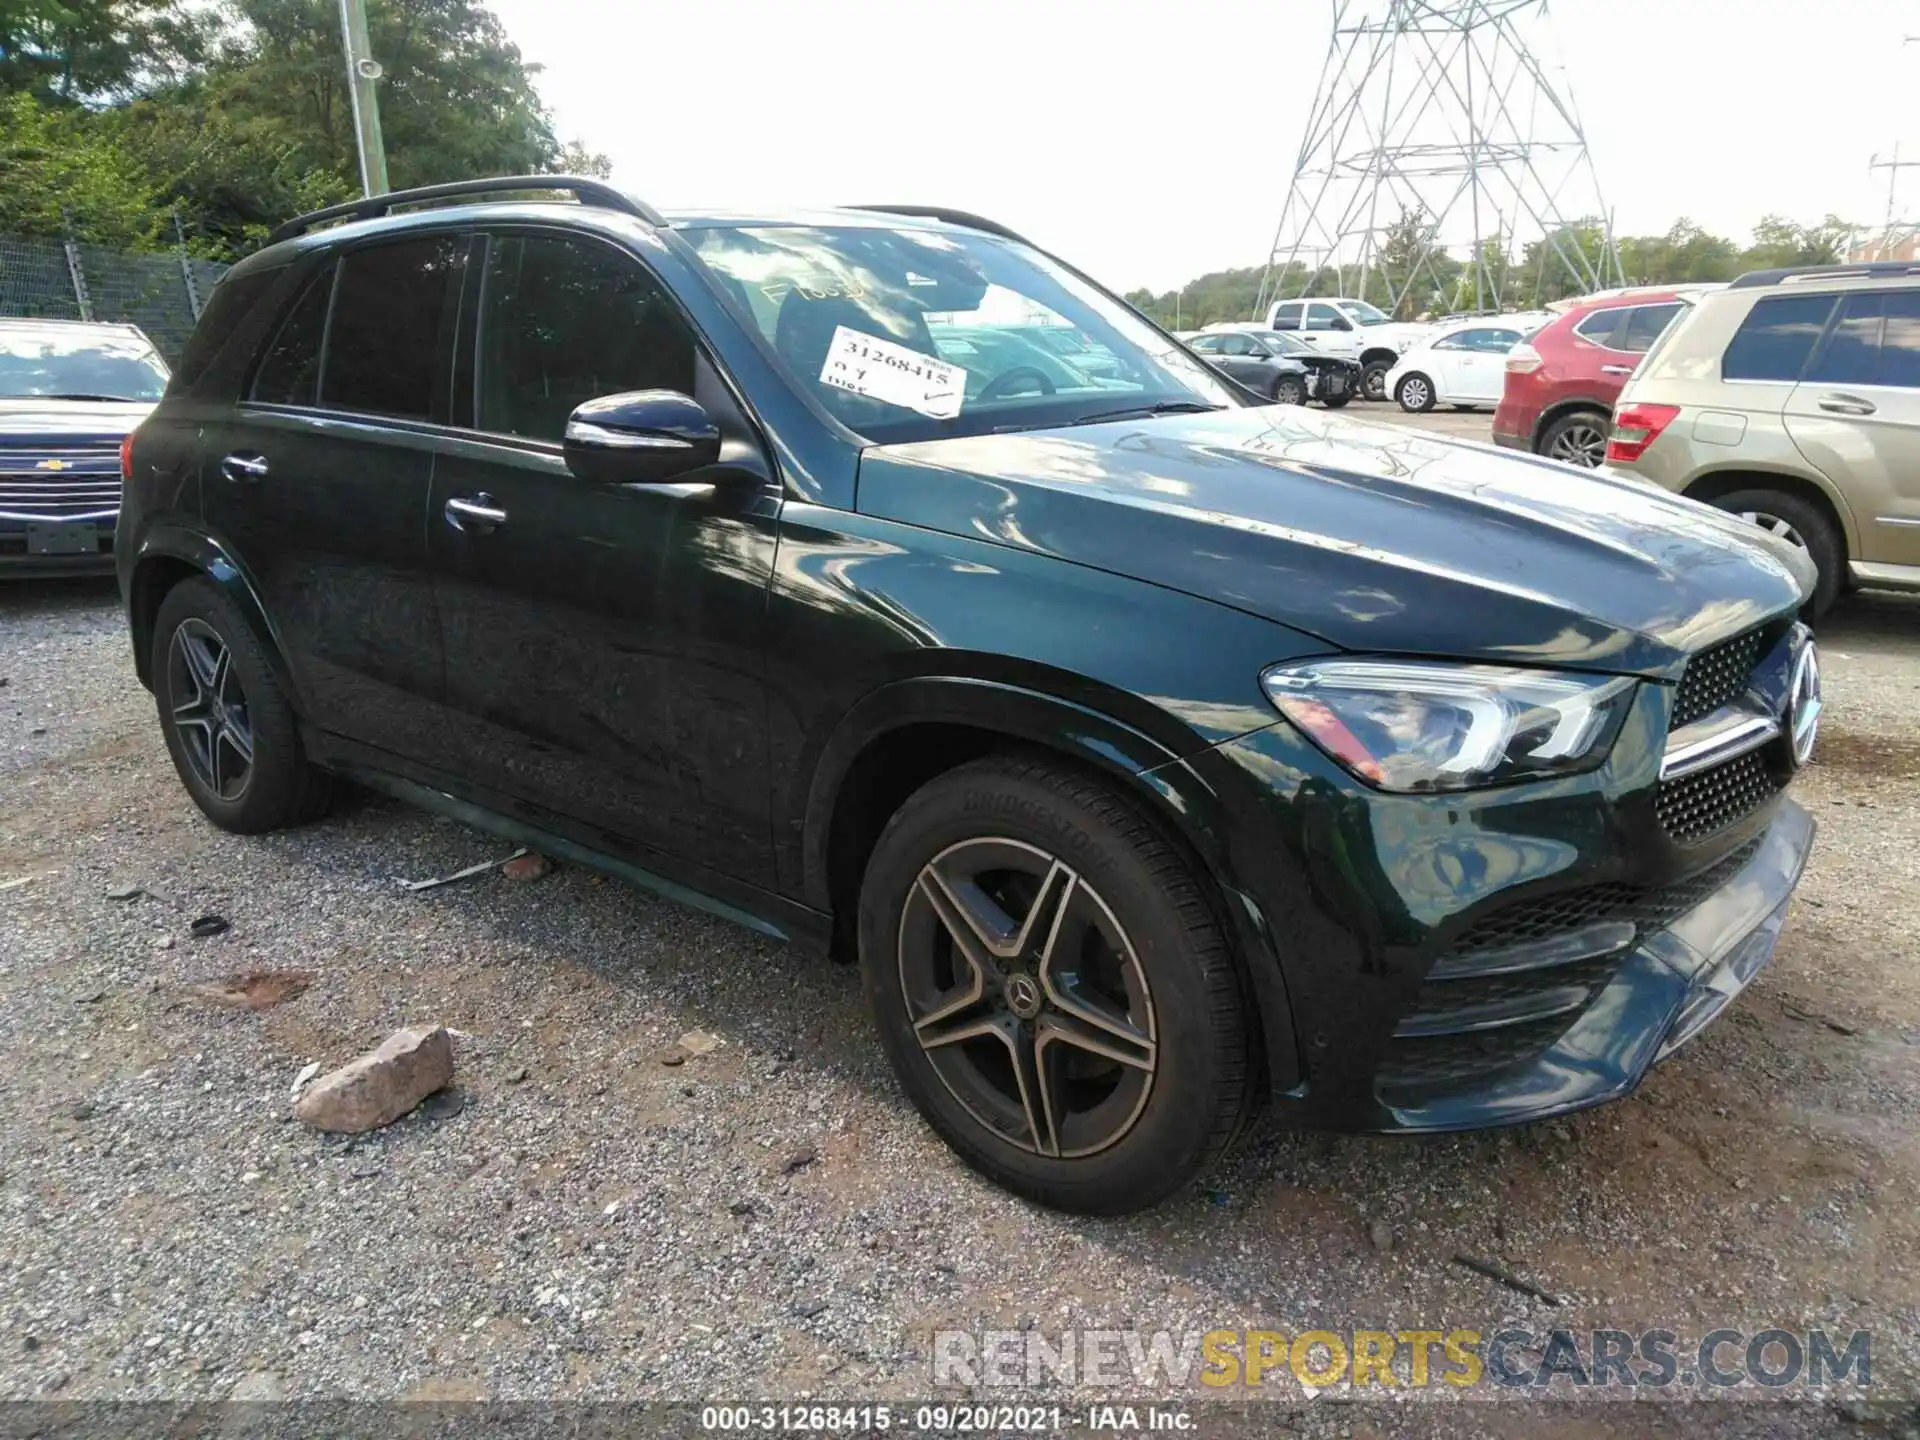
[127,527,304,712]
[798,674,1302,1091]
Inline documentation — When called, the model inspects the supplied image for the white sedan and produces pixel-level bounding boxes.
[1384,315,1547,412]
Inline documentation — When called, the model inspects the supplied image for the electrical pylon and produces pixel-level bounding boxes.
[1258,0,1623,318]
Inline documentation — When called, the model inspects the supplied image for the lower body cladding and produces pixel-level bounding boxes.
[1174,699,1815,1135]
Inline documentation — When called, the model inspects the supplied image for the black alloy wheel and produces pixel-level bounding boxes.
[897,837,1157,1159]
[858,755,1259,1214]
[167,617,255,802]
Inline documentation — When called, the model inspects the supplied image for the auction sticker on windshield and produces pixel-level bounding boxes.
[820,325,965,419]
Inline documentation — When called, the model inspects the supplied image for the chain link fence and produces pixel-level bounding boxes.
[0,234,230,363]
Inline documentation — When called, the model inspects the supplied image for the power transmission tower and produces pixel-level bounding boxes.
[1258,0,1622,320]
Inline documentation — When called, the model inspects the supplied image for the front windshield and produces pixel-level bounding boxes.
[688,225,1235,442]
[0,327,169,401]
[1338,300,1390,325]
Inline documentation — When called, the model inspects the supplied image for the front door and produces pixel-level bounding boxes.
[1300,302,1360,358]
[196,234,464,760]
[1785,287,1920,570]
[427,229,782,885]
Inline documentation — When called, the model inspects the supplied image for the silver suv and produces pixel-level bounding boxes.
[1609,262,1920,617]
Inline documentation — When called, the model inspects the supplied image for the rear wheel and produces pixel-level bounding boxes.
[857,755,1258,1215]
[1708,487,1844,621]
[152,577,331,833]
[1271,373,1307,406]
[1538,410,1610,468]
[1396,373,1436,413]
[1321,392,1353,409]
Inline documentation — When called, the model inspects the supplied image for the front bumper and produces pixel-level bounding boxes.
[1373,797,1813,1131]
[0,515,117,576]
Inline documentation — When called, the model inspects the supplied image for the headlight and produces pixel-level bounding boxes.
[1261,660,1637,792]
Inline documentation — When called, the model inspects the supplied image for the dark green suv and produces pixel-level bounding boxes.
[121,178,1821,1214]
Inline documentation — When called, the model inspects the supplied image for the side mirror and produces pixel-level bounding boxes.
[1330,316,1354,332]
[562,390,721,485]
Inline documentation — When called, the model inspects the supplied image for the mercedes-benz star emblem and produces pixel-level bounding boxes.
[1003,973,1043,1019]
[1787,640,1822,768]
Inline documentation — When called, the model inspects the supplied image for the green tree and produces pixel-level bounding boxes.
[1,0,210,102]
[0,90,163,243]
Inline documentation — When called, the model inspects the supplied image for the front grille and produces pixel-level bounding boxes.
[1377,837,1763,1095]
[1656,749,1779,844]
[1671,627,1767,728]
[0,448,123,520]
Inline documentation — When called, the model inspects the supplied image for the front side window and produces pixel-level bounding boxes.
[1879,290,1920,388]
[320,235,464,421]
[688,224,1234,444]
[0,323,169,401]
[1305,303,1347,331]
[476,234,697,442]
[1722,293,1838,383]
[1218,333,1257,356]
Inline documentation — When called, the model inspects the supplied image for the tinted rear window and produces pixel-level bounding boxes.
[172,264,284,392]
[319,236,464,421]
[1722,293,1837,382]
[250,268,332,406]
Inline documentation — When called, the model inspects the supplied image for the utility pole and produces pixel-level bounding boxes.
[338,0,389,196]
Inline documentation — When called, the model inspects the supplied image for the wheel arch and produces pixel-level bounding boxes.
[1679,466,1860,559]
[128,529,303,710]
[1530,396,1612,448]
[1359,345,1400,369]
[803,676,1296,1089]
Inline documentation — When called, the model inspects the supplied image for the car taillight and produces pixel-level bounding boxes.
[120,434,134,482]
[1606,403,1681,464]
[1505,343,1542,375]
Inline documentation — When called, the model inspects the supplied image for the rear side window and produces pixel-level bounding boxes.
[1620,303,1682,353]
[1806,293,1883,386]
[1270,304,1301,331]
[1722,293,1837,382]
[1574,308,1627,347]
[173,265,284,392]
[250,268,332,406]
[320,236,465,421]
[1881,290,1920,388]
[475,233,697,443]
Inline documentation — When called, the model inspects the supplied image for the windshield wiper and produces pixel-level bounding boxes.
[38,392,141,402]
[1064,401,1225,428]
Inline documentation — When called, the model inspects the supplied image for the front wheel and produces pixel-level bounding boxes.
[1271,374,1307,406]
[1396,373,1436,412]
[1361,359,1392,401]
[858,755,1258,1215]
[1709,487,1845,621]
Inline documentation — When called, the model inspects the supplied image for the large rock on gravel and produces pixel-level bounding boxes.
[294,1026,454,1133]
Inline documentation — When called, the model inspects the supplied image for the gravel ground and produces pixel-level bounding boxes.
[3,522,1918,1438]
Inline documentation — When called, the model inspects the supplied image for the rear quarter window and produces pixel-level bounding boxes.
[1721,293,1838,382]
[170,264,286,394]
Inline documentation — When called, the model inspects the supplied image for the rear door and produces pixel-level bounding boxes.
[1449,326,1523,401]
[1785,287,1920,569]
[197,233,463,760]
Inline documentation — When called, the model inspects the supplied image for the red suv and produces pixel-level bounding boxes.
[1493,288,1704,467]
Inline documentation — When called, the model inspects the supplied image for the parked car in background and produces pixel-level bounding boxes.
[1261,297,1434,401]
[1385,315,1545,413]
[1608,261,1920,618]
[1,318,169,576]
[998,323,1125,381]
[1187,329,1356,406]
[122,177,1821,1216]
[1493,287,1708,467]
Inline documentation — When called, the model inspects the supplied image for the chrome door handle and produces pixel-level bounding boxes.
[1818,394,1877,416]
[444,493,507,531]
[221,452,268,483]
[1600,364,1635,376]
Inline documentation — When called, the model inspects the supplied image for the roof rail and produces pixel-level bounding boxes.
[844,205,1035,248]
[1730,261,1920,289]
[267,175,664,245]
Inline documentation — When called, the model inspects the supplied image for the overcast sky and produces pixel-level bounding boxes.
[486,0,1920,293]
